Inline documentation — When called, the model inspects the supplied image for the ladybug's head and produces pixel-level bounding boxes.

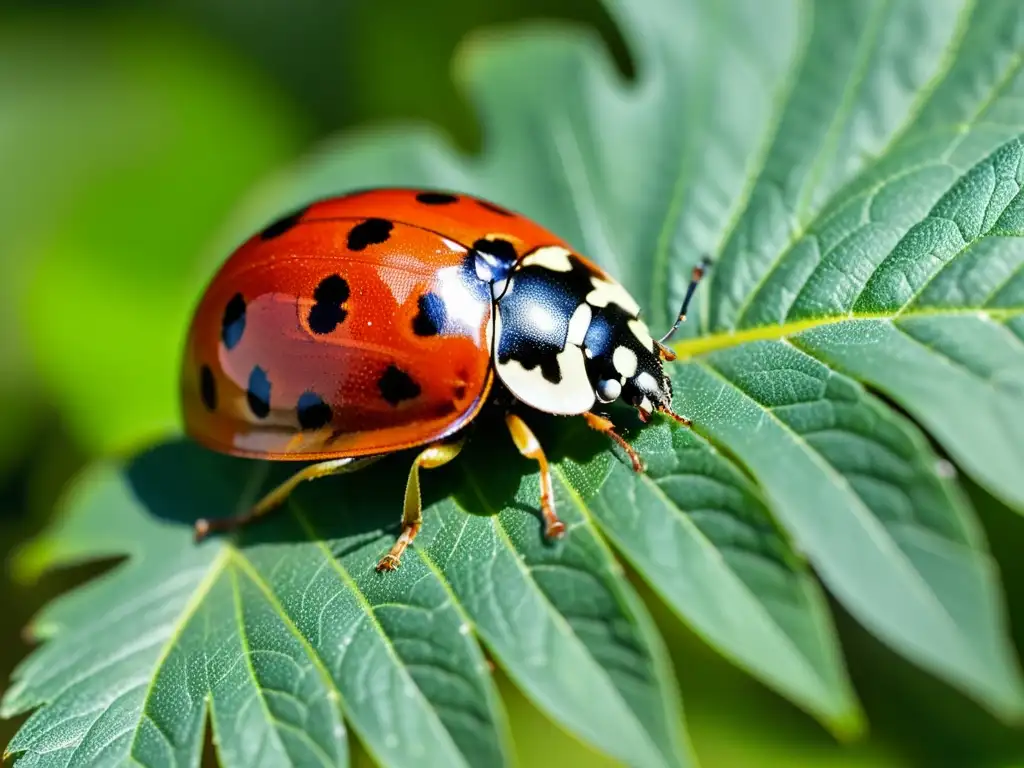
[626,365,673,419]
[591,331,673,419]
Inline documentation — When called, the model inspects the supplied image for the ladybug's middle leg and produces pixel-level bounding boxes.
[504,412,566,539]
[376,438,466,572]
[582,411,644,473]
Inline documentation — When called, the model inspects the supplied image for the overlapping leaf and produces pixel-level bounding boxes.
[7,0,1024,766]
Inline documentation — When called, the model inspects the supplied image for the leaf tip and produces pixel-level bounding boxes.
[8,538,57,586]
[0,685,25,720]
[826,706,868,744]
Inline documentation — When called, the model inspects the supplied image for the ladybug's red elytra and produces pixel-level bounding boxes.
[182,187,708,570]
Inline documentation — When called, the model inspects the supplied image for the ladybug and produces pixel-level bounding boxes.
[182,188,708,570]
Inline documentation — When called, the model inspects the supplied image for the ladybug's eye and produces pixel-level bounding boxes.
[596,378,622,403]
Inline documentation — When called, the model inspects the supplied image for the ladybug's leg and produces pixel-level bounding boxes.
[194,456,381,541]
[583,412,644,472]
[504,413,566,539]
[630,400,691,428]
[377,439,466,572]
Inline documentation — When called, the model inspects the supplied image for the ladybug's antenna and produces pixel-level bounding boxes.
[658,255,712,345]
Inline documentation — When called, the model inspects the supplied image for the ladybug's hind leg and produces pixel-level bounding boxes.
[583,411,644,473]
[505,413,566,539]
[194,455,382,541]
[377,438,466,572]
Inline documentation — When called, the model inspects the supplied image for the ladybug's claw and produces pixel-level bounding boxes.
[544,517,567,539]
[193,519,211,542]
[192,512,254,542]
[376,553,402,572]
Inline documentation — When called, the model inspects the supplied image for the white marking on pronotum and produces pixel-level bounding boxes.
[522,245,574,272]
[612,346,638,378]
[585,276,641,314]
[566,303,592,346]
[636,371,659,394]
[628,319,655,351]
[493,306,595,415]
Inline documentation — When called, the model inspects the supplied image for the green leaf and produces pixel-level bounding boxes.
[559,419,858,733]
[8,0,1024,764]
[4,446,510,768]
[5,442,688,768]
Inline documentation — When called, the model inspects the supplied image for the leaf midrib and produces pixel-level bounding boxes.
[550,465,687,763]
[402,524,517,766]
[228,552,342,768]
[671,306,1023,358]
[288,501,470,768]
[457,466,671,768]
[123,547,229,762]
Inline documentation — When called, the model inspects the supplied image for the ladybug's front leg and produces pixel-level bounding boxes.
[504,413,566,539]
[377,438,466,571]
[583,411,644,473]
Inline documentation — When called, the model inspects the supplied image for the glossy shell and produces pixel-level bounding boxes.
[181,187,672,462]
[181,192,521,461]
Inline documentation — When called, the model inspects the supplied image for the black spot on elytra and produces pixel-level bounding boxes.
[221,292,246,350]
[308,274,350,334]
[473,237,517,264]
[477,199,514,216]
[378,364,421,406]
[200,365,217,410]
[260,207,307,240]
[453,383,467,401]
[314,273,349,304]
[247,366,271,418]
[416,191,458,205]
[412,292,447,336]
[297,391,332,430]
[347,218,393,251]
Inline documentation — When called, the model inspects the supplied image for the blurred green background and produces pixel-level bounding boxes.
[3,2,1024,766]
